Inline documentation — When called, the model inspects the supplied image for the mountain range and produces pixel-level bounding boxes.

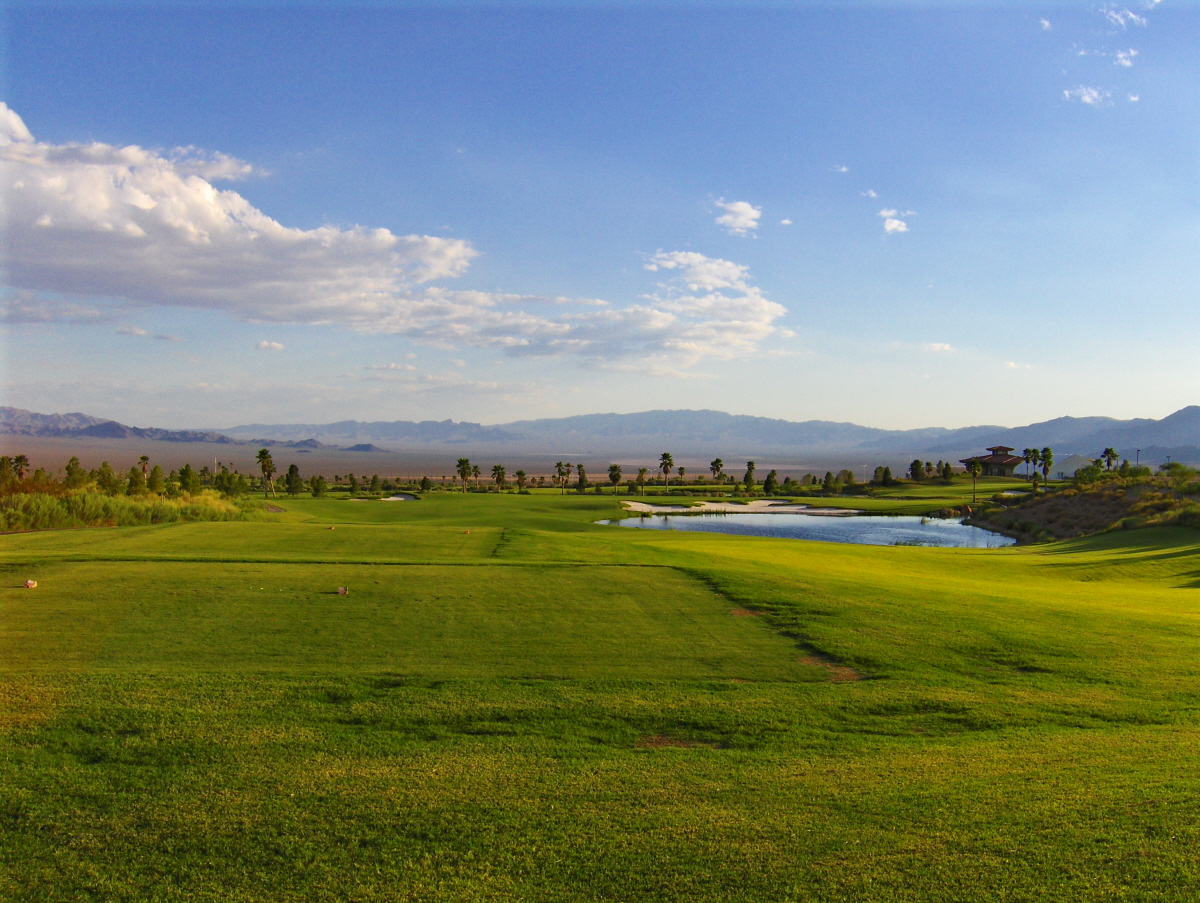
[3,405,1196,463]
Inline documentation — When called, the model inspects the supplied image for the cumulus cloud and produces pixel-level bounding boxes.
[1,103,477,326]
[714,199,761,236]
[1,105,785,369]
[860,189,878,198]
[883,218,909,234]
[1114,49,1138,67]
[1064,86,1111,106]
[831,165,849,173]
[878,208,898,217]
[1040,18,1052,30]
[116,326,147,335]
[780,219,793,226]
[256,341,284,351]
[1128,94,1140,102]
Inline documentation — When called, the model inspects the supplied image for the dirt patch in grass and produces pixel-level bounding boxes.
[636,734,719,749]
[729,607,759,617]
[800,654,865,682]
[266,505,286,513]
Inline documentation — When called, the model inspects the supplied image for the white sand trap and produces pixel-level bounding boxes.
[621,500,861,516]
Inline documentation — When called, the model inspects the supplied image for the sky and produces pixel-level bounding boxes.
[1,0,1197,430]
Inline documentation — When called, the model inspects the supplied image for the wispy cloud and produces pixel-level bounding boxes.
[116,326,147,336]
[878,208,897,217]
[714,199,762,236]
[364,362,416,371]
[153,334,183,342]
[1103,7,1147,28]
[831,164,849,173]
[256,341,284,351]
[1114,49,1138,67]
[924,343,953,352]
[1040,18,1053,31]
[860,189,878,198]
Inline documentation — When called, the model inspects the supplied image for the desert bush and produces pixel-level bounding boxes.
[0,491,272,532]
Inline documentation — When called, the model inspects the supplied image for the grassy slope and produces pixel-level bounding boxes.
[1,494,1198,902]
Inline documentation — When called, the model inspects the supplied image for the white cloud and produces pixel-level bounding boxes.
[831,165,849,173]
[1128,94,1140,102]
[364,362,416,371]
[1004,361,1033,370]
[878,208,898,217]
[256,341,284,351]
[924,343,953,352]
[883,218,909,234]
[0,105,784,369]
[1040,18,1052,30]
[1114,49,1138,67]
[714,199,761,236]
[116,325,147,336]
[779,219,793,226]
[1103,7,1147,28]
[1,103,477,325]
[1064,86,1111,106]
[860,189,878,198]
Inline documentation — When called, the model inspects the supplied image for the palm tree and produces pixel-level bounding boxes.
[967,459,982,504]
[554,461,566,495]
[138,455,149,478]
[12,454,29,481]
[491,464,506,490]
[659,452,674,485]
[744,460,756,490]
[637,467,648,496]
[1040,447,1054,488]
[1102,447,1119,471]
[471,464,481,490]
[255,448,276,497]
[456,457,472,492]
[1022,448,1036,480]
[678,466,686,484]
[514,470,527,491]
[710,458,724,483]
[608,464,622,493]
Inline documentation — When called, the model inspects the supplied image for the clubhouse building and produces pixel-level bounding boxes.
[960,446,1024,478]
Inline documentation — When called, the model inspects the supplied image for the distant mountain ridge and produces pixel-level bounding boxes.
[3,405,1196,462]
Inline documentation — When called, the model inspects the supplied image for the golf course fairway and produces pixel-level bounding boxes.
[2,493,1198,901]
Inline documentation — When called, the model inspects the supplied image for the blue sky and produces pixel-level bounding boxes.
[2,0,1197,429]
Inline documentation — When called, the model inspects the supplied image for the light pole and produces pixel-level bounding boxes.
[1136,449,1140,468]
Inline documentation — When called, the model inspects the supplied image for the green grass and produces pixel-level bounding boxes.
[2,493,1199,901]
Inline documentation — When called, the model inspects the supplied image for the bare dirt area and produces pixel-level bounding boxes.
[800,654,865,682]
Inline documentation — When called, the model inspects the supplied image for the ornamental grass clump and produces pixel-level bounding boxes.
[0,491,272,532]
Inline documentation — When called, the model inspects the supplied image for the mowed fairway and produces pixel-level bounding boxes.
[2,494,1199,902]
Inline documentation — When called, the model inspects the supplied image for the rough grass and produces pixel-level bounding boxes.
[2,493,1199,901]
[0,490,271,532]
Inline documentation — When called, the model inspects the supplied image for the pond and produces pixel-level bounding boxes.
[597,513,1015,548]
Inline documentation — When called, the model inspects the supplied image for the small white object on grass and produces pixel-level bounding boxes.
[24,580,37,589]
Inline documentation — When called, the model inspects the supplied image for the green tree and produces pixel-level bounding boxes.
[659,452,674,485]
[138,454,150,479]
[678,466,686,483]
[637,467,648,496]
[873,466,887,484]
[370,474,382,494]
[575,464,588,491]
[178,463,201,496]
[608,464,622,493]
[1101,447,1119,471]
[255,449,276,497]
[147,464,165,495]
[941,461,953,482]
[308,475,327,497]
[285,464,304,497]
[710,458,724,482]
[126,465,147,495]
[491,464,506,490]
[909,459,923,482]
[471,465,481,489]
[12,454,30,481]
[348,474,360,496]
[743,461,756,491]
[64,456,88,489]
[882,466,893,486]
[514,470,527,492]
[1040,447,1054,487]
[762,469,779,494]
[456,458,472,492]
[420,476,433,492]
[822,471,835,492]
[1022,448,1037,480]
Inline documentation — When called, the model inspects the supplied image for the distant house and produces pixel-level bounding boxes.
[960,445,1024,478]
[1053,454,1095,480]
